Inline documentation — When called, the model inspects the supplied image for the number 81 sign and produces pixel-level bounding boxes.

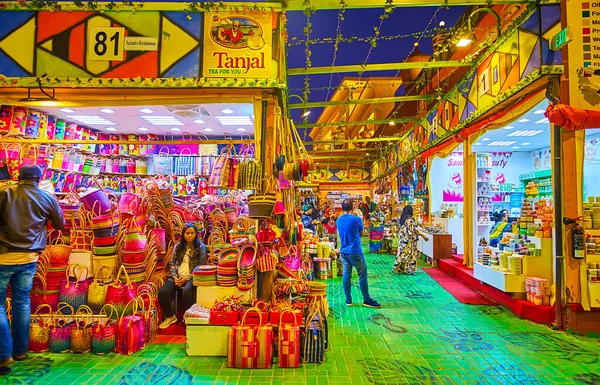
[88,27,125,61]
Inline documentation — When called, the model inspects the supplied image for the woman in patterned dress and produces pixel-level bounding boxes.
[368,205,386,253]
[393,205,428,274]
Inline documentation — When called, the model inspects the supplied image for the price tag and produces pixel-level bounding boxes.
[88,27,125,61]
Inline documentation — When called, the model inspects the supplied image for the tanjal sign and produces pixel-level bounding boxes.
[203,11,272,78]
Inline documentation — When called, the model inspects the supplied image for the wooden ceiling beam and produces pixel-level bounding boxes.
[297,117,418,129]
[290,95,434,109]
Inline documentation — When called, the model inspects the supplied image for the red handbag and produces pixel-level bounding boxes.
[91,304,118,355]
[278,310,301,368]
[227,307,273,369]
[115,299,146,355]
[105,266,137,318]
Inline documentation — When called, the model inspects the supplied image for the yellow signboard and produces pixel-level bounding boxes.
[203,12,272,78]
[566,1,600,109]
[87,27,125,61]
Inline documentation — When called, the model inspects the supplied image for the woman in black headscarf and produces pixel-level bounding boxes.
[393,205,428,275]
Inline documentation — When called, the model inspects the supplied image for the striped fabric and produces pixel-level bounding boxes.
[227,323,273,368]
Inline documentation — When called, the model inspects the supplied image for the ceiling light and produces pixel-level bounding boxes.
[512,146,520,149]
[535,118,549,124]
[481,138,490,141]
[236,127,247,132]
[215,116,253,126]
[221,108,234,114]
[105,127,117,132]
[141,116,184,126]
[488,141,517,146]
[170,127,181,132]
[507,130,544,137]
[194,119,206,124]
[301,110,311,118]
[522,142,530,145]
[139,108,154,114]
[503,125,514,130]
[203,127,214,132]
[137,127,149,131]
[456,36,474,47]
[100,108,115,114]
[518,118,530,123]
[67,116,115,125]
[389,121,395,126]
[59,108,75,113]
[533,109,546,114]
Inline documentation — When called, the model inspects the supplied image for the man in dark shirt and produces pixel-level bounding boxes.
[0,165,65,375]
[336,199,381,308]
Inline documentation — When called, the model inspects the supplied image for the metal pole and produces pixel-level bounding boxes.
[261,100,268,179]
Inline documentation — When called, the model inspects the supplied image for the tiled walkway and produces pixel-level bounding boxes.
[5,247,600,385]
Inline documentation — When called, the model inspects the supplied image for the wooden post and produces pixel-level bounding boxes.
[463,136,476,268]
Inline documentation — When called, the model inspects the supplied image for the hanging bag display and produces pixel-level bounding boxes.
[209,145,234,188]
[174,146,195,175]
[227,307,273,369]
[154,146,173,175]
[197,133,219,156]
[247,177,277,219]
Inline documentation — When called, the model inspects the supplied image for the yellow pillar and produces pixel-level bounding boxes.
[463,137,476,268]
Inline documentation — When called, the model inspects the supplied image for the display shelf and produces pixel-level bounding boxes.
[417,231,452,267]
[474,262,526,292]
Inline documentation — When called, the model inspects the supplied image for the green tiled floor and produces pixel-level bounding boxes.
[5,246,600,385]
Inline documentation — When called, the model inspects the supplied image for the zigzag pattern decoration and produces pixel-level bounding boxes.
[0,10,202,78]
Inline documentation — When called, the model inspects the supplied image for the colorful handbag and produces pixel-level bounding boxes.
[91,304,118,355]
[0,105,13,132]
[58,264,90,313]
[49,302,75,353]
[88,265,114,314]
[302,307,327,363]
[227,307,273,369]
[70,305,93,353]
[29,304,52,353]
[105,266,138,318]
[256,246,277,273]
[138,292,158,345]
[209,145,233,188]
[115,298,146,355]
[69,212,93,251]
[174,147,195,175]
[278,310,301,368]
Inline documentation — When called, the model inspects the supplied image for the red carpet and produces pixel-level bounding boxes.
[423,268,497,305]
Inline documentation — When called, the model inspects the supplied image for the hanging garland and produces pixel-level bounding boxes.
[324,0,347,102]
[302,0,315,107]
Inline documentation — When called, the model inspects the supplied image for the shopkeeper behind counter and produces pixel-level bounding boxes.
[489,210,510,247]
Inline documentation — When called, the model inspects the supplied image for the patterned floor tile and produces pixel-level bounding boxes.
[3,244,600,385]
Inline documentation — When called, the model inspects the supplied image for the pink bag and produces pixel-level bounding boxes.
[115,299,145,355]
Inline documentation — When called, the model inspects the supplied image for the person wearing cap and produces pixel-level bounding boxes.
[0,164,65,375]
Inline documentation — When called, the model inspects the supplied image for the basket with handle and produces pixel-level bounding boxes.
[49,302,76,353]
[91,304,119,355]
[58,264,90,313]
[70,211,94,251]
[29,304,53,353]
[88,265,115,313]
[247,176,277,219]
[70,305,93,353]
[115,298,146,355]
[105,265,138,318]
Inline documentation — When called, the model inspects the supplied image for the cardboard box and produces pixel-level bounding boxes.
[185,324,230,356]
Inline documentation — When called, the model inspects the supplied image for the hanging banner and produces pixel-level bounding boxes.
[203,11,272,78]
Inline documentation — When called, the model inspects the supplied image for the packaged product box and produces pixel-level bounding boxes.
[109,134,119,155]
[128,135,139,155]
[10,107,28,135]
[54,120,66,140]
[185,324,229,356]
[119,135,129,155]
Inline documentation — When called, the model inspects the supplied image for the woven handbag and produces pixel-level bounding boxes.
[248,177,277,219]
[49,302,75,353]
[58,264,90,313]
[70,305,93,353]
[91,304,118,355]
[29,304,53,353]
[70,211,93,251]
[88,265,114,314]
[115,298,146,355]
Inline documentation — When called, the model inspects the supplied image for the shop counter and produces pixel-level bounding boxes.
[474,236,553,293]
[196,286,255,308]
[418,231,452,266]
[436,217,464,254]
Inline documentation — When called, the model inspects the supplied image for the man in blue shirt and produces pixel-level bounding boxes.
[336,199,381,308]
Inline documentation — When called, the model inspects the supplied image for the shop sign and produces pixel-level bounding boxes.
[88,27,125,61]
[550,27,572,51]
[124,37,159,51]
[203,12,272,78]
[565,1,600,109]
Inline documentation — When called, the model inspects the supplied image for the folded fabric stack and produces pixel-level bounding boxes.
[217,248,238,287]
[184,304,211,325]
[237,244,257,291]
[193,265,218,287]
